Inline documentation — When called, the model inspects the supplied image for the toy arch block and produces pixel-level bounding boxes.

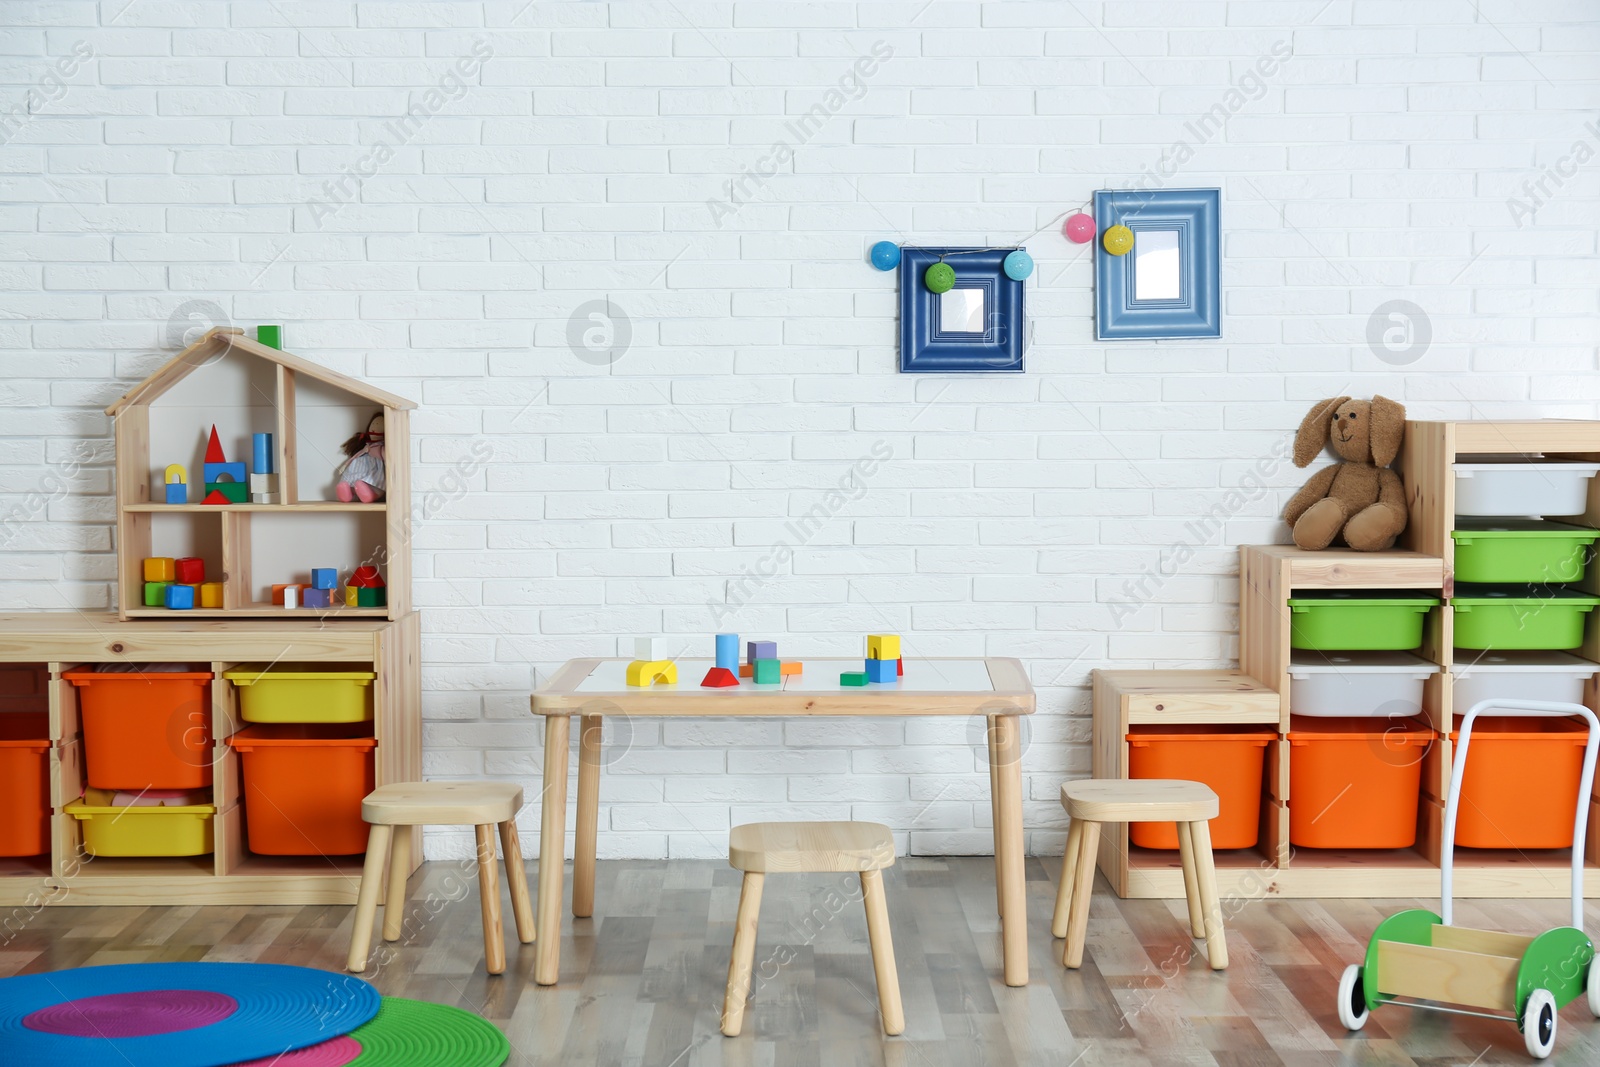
[163,463,187,504]
[627,660,678,687]
[868,634,901,661]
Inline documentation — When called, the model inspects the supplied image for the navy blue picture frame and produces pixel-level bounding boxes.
[898,247,1024,373]
[1094,188,1220,341]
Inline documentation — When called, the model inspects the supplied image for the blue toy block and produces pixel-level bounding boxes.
[311,568,337,590]
[866,657,897,683]
[747,640,776,663]
[164,482,187,504]
[301,586,333,608]
[252,432,274,475]
[164,584,196,610]
[715,633,739,671]
[203,461,247,484]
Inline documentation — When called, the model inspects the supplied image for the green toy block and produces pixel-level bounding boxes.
[355,585,387,608]
[205,481,248,503]
[257,324,281,349]
[840,671,868,687]
[143,580,173,607]
[753,658,780,684]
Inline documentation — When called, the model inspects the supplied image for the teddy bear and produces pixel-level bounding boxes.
[1283,395,1408,551]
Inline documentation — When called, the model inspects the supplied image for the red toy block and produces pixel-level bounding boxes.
[204,424,226,464]
[174,557,204,584]
[700,666,739,688]
[897,657,903,676]
[201,488,231,505]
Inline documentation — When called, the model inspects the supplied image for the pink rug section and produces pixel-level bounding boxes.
[229,1034,364,1066]
[23,988,239,1037]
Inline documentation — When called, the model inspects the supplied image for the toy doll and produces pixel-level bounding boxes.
[335,413,385,503]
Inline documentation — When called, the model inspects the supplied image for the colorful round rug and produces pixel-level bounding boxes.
[342,997,510,1067]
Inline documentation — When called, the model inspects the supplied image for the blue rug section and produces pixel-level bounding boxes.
[0,962,380,1067]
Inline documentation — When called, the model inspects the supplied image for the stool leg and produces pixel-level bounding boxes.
[476,823,506,975]
[347,823,393,973]
[499,818,536,944]
[1189,820,1227,970]
[382,826,411,941]
[860,869,904,1036]
[1051,817,1083,940]
[721,871,765,1037]
[1175,821,1206,939]
[1063,820,1100,969]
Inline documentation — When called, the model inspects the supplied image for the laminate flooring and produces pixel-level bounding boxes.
[5,857,1600,1066]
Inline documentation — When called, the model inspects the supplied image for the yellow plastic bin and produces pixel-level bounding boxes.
[223,665,376,723]
[65,788,215,857]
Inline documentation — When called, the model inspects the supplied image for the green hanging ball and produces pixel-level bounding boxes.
[924,262,956,294]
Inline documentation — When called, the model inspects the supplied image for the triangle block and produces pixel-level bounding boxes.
[205,424,226,463]
[700,666,740,688]
[201,488,231,505]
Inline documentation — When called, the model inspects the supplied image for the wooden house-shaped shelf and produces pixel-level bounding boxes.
[106,327,413,621]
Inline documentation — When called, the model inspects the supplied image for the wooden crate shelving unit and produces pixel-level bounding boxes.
[1096,420,1600,899]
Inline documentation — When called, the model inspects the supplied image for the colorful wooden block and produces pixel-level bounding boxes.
[635,637,664,661]
[747,640,776,662]
[715,633,739,670]
[249,472,278,495]
[251,493,281,504]
[345,585,359,607]
[252,432,274,473]
[164,584,196,610]
[349,565,384,588]
[867,634,901,660]
[201,488,232,505]
[301,586,332,608]
[143,581,172,607]
[311,568,337,590]
[897,656,903,676]
[203,461,247,484]
[271,583,290,605]
[626,659,678,687]
[840,671,868,687]
[283,585,301,609]
[866,657,897,683]
[355,585,386,608]
[164,481,187,505]
[174,557,204,585]
[204,481,248,503]
[753,658,780,684]
[162,463,187,504]
[257,324,281,349]
[738,663,753,678]
[780,661,803,676]
[199,582,223,609]
[700,666,739,688]
[143,557,175,582]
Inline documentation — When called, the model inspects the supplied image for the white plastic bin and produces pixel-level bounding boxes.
[1287,650,1439,717]
[1453,457,1600,517]
[1449,650,1600,714]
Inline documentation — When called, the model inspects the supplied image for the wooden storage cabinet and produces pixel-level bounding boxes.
[0,613,421,907]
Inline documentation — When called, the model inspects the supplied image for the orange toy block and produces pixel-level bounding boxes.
[780,661,802,676]
[738,663,753,678]
[199,582,223,608]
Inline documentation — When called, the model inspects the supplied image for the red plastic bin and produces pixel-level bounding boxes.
[65,668,213,791]
[226,724,376,856]
[1287,716,1435,849]
[1126,725,1275,849]
[1449,715,1589,849]
[0,712,50,857]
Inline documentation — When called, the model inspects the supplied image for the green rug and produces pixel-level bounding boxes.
[345,997,510,1067]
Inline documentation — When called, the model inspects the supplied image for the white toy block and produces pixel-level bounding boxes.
[634,636,664,661]
[249,472,278,494]
[251,493,281,504]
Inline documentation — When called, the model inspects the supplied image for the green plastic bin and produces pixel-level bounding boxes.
[1451,519,1600,583]
[1287,591,1439,651]
[1452,583,1600,650]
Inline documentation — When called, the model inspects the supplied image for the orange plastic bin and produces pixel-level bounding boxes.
[1288,716,1435,849]
[227,724,376,855]
[0,712,51,857]
[1449,715,1589,849]
[1126,725,1275,849]
[66,668,213,791]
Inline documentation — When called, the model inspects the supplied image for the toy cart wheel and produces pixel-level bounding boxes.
[1337,964,1369,1031]
[1588,959,1600,1019]
[1523,988,1557,1059]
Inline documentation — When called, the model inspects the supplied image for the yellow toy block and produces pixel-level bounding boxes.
[867,634,900,660]
[199,582,223,608]
[626,659,677,687]
[345,585,360,607]
[143,557,176,582]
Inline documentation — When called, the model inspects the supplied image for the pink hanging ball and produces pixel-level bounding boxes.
[1063,213,1096,244]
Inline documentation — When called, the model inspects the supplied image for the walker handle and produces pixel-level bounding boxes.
[1441,698,1600,930]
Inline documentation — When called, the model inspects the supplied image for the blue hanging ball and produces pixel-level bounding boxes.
[869,241,901,271]
[1002,250,1034,281]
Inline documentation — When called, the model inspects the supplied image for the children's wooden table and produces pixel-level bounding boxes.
[528,656,1036,987]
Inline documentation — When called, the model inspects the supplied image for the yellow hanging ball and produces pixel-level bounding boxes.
[1102,224,1134,256]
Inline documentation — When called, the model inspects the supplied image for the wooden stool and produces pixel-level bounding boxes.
[1051,779,1227,970]
[346,781,535,975]
[722,821,903,1038]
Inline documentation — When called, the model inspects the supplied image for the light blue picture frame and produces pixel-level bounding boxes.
[1094,188,1220,341]
[898,247,1024,373]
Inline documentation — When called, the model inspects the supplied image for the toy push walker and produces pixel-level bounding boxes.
[1338,699,1600,1059]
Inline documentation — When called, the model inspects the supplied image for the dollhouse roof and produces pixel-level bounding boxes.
[104,327,416,416]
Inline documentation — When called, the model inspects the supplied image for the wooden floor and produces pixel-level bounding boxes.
[6,857,1600,1065]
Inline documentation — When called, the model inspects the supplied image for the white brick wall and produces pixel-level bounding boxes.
[2,1,1598,860]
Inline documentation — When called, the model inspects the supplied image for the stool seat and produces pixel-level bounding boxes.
[1061,779,1219,823]
[729,820,895,874]
[362,781,523,826]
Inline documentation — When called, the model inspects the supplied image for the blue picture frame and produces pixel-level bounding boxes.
[898,247,1024,373]
[1094,188,1220,341]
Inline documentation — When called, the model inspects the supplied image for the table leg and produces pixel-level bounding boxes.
[989,713,1028,987]
[573,712,602,918]
[535,713,570,985]
[987,714,1001,916]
